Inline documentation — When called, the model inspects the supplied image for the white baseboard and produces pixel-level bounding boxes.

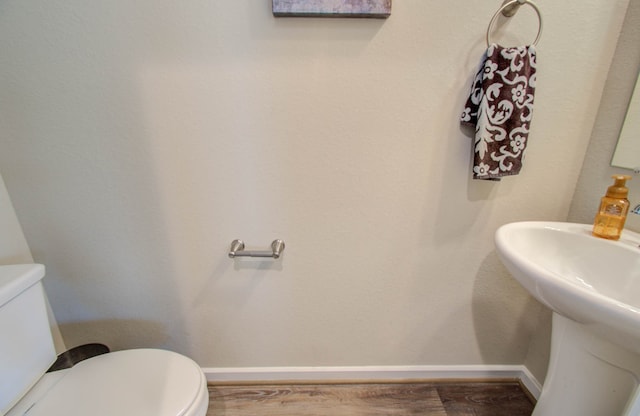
[203,365,542,399]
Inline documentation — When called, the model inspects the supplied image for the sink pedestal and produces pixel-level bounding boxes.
[534,313,640,416]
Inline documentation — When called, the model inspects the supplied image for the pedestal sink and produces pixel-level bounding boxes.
[495,222,640,416]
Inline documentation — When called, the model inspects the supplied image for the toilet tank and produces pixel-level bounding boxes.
[0,264,56,415]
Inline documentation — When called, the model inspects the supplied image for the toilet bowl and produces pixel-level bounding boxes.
[0,264,209,416]
[7,349,209,416]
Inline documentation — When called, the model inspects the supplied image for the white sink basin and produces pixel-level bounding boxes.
[495,221,640,352]
[495,221,640,416]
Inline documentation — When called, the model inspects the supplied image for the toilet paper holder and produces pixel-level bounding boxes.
[228,239,285,259]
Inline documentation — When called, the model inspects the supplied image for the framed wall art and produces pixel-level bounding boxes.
[273,0,391,18]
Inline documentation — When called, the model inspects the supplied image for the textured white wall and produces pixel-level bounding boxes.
[0,0,629,380]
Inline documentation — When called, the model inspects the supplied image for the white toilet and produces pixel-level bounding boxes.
[0,264,209,416]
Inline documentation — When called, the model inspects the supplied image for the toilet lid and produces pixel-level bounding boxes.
[25,349,208,416]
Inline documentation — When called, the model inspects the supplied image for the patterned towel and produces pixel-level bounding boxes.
[461,44,537,180]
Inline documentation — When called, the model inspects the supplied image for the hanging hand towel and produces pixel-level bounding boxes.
[461,44,537,180]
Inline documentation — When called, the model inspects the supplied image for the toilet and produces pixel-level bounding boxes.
[0,264,209,416]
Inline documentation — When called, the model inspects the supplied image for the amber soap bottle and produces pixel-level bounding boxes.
[592,175,632,240]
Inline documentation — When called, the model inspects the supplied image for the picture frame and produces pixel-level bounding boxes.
[272,0,392,18]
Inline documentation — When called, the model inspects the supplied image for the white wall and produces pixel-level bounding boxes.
[0,0,629,380]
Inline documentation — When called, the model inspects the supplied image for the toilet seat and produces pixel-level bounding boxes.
[17,349,208,416]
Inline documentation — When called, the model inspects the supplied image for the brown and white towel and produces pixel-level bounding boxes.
[461,44,537,180]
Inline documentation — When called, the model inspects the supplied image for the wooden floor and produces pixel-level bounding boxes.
[207,381,535,415]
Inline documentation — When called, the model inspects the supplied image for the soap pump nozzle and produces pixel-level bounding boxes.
[605,175,631,199]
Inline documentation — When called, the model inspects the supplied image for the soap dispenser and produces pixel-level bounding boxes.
[592,175,632,240]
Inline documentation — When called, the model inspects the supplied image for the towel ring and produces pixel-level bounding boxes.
[486,0,543,47]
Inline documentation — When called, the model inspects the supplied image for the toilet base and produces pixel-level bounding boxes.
[533,313,640,416]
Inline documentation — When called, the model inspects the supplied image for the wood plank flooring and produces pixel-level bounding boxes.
[207,381,535,415]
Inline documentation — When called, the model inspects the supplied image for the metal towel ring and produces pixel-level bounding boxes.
[486,0,543,47]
